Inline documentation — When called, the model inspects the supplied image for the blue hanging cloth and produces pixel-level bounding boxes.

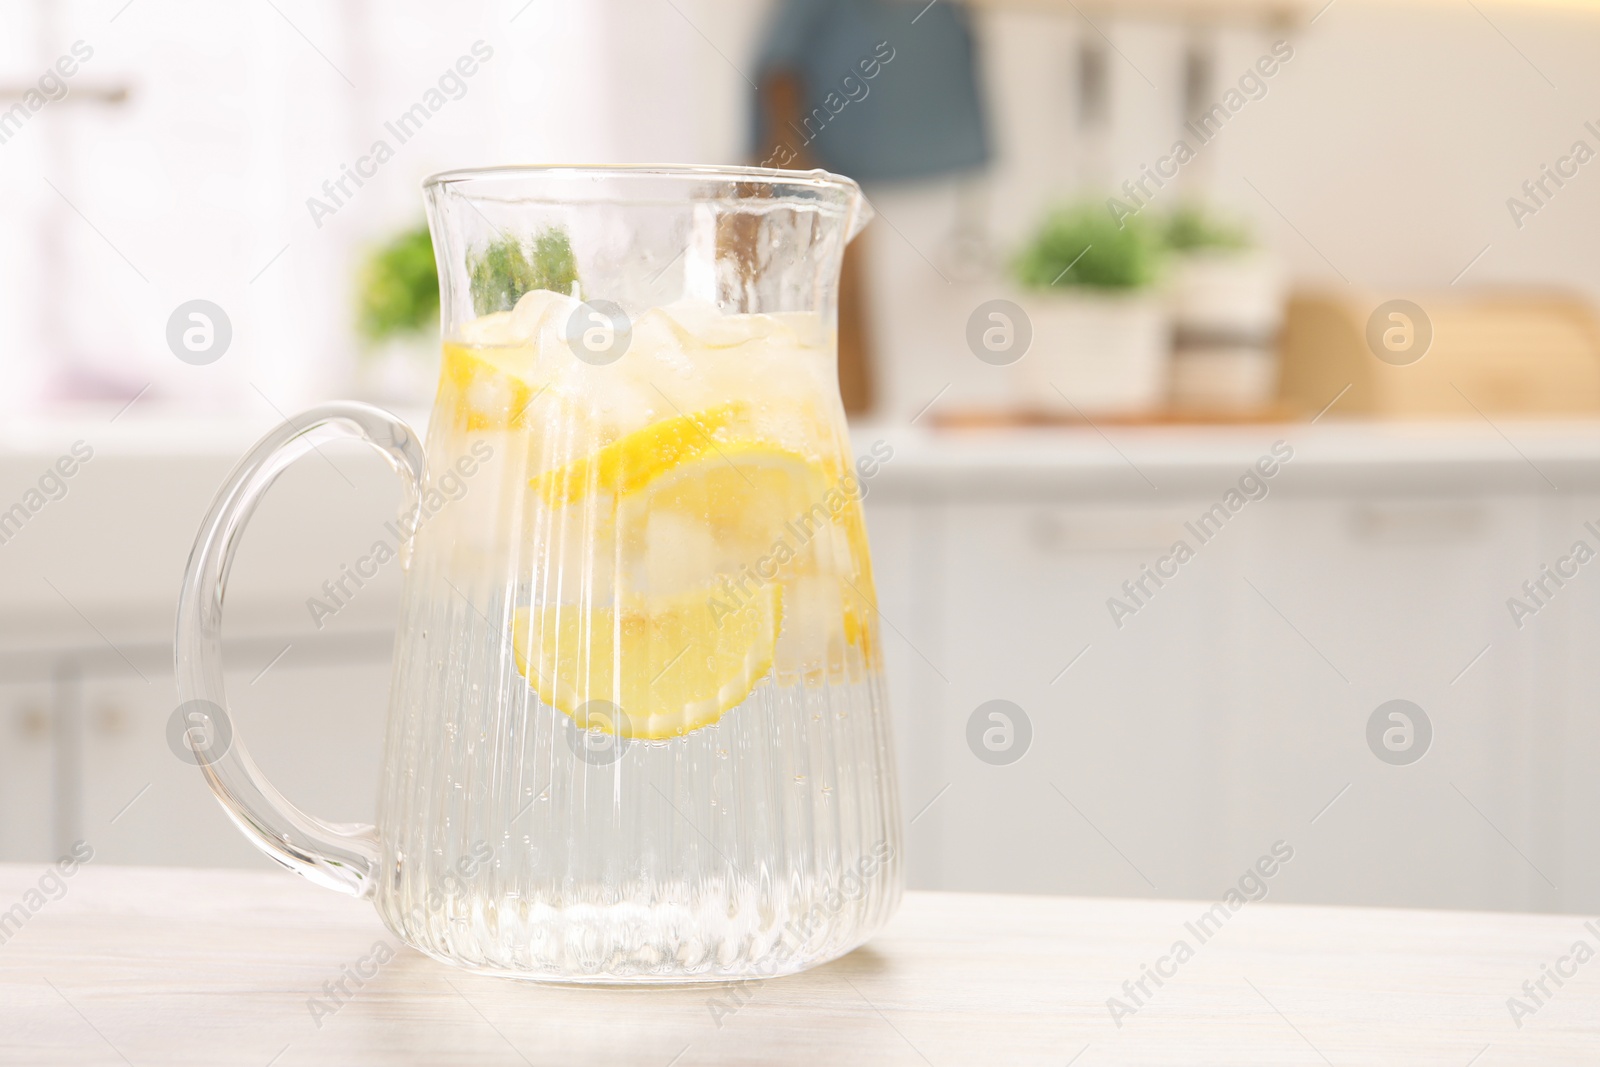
[753,0,991,183]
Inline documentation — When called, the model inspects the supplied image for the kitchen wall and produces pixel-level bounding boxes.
[5,1,1597,418]
[0,0,766,412]
[857,1,1600,418]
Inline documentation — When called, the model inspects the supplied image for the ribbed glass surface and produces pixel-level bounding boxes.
[372,291,902,981]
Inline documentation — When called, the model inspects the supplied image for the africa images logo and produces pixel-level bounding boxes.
[304,40,494,228]
[1106,41,1294,226]
[1106,441,1293,628]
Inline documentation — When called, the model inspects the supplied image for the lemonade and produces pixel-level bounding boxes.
[178,167,902,983]
[435,289,880,730]
[373,287,899,979]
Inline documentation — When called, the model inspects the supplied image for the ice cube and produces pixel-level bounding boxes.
[509,288,580,346]
[457,310,519,347]
[654,300,782,349]
[455,289,579,348]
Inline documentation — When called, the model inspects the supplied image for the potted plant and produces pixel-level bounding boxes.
[355,223,440,405]
[1162,204,1285,413]
[468,229,580,314]
[1012,203,1168,415]
[354,225,581,405]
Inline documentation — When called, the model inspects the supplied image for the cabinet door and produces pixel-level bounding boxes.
[1235,493,1548,912]
[0,682,54,862]
[926,496,1234,899]
[1536,492,1600,915]
[863,495,946,889]
[83,655,392,868]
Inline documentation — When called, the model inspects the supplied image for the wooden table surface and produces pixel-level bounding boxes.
[1,865,1596,1065]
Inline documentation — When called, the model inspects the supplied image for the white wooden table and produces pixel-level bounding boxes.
[1,865,1595,1065]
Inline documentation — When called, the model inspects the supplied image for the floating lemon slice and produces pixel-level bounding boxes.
[511,585,781,739]
[632,440,834,563]
[441,341,539,431]
[530,403,747,507]
[515,407,864,735]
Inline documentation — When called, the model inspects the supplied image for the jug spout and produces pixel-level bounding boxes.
[834,172,874,243]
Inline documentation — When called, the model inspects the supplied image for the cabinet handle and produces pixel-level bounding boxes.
[95,705,128,736]
[1347,503,1485,545]
[1031,511,1190,554]
[17,705,48,741]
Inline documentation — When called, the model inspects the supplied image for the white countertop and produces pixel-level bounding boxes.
[3,408,1596,647]
[854,419,1600,494]
[8,403,1600,477]
[1,863,1595,1065]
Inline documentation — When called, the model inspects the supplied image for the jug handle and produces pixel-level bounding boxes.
[174,402,425,899]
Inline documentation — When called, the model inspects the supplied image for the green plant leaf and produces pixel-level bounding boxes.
[1012,203,1163,290]
[356,224,438,344]
[469,228,580,316]
[1163,203,1253,253]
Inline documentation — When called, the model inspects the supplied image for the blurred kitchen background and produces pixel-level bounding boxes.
[5,0,1600,916]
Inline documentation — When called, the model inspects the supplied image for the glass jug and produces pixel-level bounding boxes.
[176,165,902,982]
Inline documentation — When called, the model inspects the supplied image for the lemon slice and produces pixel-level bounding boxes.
[511,585,780,739]
[441,341,538,431]
[530,403,748,507]
[631,440,833,563]
[516,407,863,733]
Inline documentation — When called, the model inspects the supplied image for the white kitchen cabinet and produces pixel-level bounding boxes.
[0,631,394,870]
[0,425,405,869]
[0,682,54,862]
[1227,493,1550,912]
[77,668,265,870]
[7,417,1600,915]
[921,497,1238,899]
[865,490,1564,911]
[79,652,393,869]
[855,493,944,889]
[1536,492,1600,914]
[862,423,1600,914]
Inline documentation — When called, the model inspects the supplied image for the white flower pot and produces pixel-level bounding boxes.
[1168,250,1285,336]
[1017,290,1169,416]
[1170,346,1279,413]
[1166,251,1285,412]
